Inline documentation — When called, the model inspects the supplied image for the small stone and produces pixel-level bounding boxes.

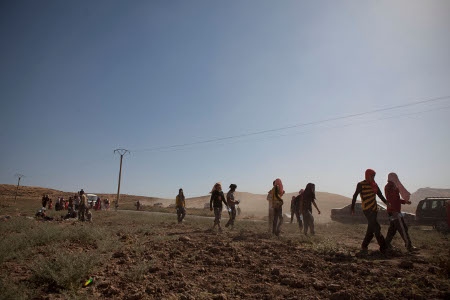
[328,283,342,292]
[398,260,414,269]
[313,280,326,290]
[270,268,280,276]
[330,291,352,300]
[179,236,191,242]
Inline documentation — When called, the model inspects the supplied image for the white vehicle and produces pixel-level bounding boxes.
[87,194,98,206]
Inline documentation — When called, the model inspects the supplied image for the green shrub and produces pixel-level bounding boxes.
[30,250,97,292]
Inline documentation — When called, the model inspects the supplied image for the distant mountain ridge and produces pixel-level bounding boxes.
[2,184,449,219]
[410,188,450,204]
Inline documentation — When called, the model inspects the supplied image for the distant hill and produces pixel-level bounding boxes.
[410,188,450,204]
[0,184,169,207]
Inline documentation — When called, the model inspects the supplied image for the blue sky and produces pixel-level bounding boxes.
[1,0,449,199]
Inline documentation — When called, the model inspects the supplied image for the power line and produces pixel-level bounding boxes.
[133,104,450,153]
[132,95,450,153]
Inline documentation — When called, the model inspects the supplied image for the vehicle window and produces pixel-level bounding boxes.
[431,201,438,209]
[420,201,428,210]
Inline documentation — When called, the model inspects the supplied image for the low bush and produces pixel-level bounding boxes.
[30,249,97,292]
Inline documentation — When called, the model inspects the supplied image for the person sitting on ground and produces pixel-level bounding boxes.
[36,207,46,218]
[176,188,186,224]
[35,208,54,221]
[63,206,78,220]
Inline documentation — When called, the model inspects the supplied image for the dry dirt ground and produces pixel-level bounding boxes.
[1,185,449,299]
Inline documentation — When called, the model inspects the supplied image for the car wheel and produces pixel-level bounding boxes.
[435,221,449,232]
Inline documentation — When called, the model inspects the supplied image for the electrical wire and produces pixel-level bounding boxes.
[131,95,450,153]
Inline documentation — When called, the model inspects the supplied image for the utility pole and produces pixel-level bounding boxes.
[114,149,129,210]
[14,174,25,203]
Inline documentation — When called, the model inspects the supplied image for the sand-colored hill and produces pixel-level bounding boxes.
[395,188,450,214]
[0,184,169,207]
[410,188,450,204]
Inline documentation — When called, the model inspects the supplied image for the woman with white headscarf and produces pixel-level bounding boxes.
[384,173,417,252]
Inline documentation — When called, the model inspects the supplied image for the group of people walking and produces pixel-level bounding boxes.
[352,169,417,253]
[269,179,321,236]
[174,169,416,254]
[208,183,239,232]
[174,183,240,231]
[176,180,319,236]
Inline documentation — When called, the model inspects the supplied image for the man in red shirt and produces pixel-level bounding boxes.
[384,173,417,252]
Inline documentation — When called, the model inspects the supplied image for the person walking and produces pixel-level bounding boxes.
[176,188,186,224]
[290,196,296,223]
[351,169,388,253]
[135,200,141,211]
[225,184,239,229]
[271,178,285,236]
[209,183,228,232]
[293,189,304,230]
[384,173,417,252]
[42,194,50,209]
[302,184,320,235]
[267,181,275,232]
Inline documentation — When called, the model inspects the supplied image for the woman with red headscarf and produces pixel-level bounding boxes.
[351,169,388,253]
[270,178,285,236]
